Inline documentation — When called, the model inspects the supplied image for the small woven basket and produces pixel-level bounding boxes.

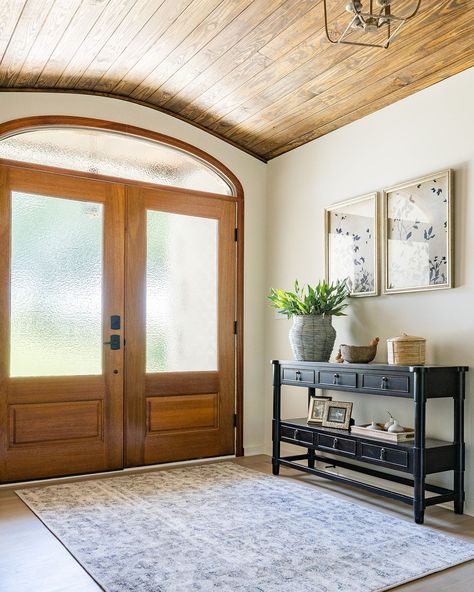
[387,333,426,365]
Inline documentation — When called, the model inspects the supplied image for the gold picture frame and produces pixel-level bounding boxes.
[325,192,379,297]
[383,169,454,294]
[307,396,332,424]
[322,401,353,430]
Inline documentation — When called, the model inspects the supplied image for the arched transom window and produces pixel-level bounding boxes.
[0,126,234,196]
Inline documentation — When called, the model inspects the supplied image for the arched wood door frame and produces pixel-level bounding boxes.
[0,115,244,458]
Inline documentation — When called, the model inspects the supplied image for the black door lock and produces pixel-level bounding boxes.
[104,335,120,350]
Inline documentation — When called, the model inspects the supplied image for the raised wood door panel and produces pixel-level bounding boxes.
[0,165,124,482]
[125,186,236,465]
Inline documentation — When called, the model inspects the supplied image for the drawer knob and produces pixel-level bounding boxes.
[333,373,340,385]
[295,429,300,439]
[333,437,339,449]
[380,448,387,461]
[296,370,302,381]
[381,376,388,389]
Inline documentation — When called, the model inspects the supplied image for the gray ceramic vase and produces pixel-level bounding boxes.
[289,315,336,362]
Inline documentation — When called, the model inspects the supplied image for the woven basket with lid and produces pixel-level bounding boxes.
[387,333,426,365]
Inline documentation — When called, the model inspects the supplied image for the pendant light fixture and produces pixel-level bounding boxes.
[323,1,422,49]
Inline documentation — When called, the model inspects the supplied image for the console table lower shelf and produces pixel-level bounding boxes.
[273,418,459,525]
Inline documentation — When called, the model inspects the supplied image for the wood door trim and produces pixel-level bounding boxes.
[8,376,105,404]
[124,188,146,466]
[236,193,244,456]
[0,166,9,477]
[145,372,219,396]
[0,157,239,204]
[6,166,115,203]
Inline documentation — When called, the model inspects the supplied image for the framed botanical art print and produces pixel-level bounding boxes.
[325,192,379,297]
[383,170,453,294]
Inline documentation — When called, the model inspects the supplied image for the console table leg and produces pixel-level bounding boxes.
[413,370,426,524]
[454,497,464,515]
[272,417,281,475]
[308,448,315,469]
[272,361,281,477]
[272,458,280,475]
[454,369,465,514]
[307,387,316,469]
[415,510,425,525]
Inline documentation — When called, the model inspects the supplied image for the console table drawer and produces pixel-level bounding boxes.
[360,442,409,469]
[360,373,410,393]
[318,433,356,456]
[281,425,314,445]
[281,368,315,384]
[319,371,357,388]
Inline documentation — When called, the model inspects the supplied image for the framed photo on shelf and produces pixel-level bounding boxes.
[322,401,353,430]
[383,170,453,294]
[325,192,379,297]
[307,396,332,424]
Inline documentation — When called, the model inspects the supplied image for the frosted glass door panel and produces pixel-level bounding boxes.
[146,210,218,372]
[10,192,103,377]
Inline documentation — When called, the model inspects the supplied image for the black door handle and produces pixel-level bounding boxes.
[103,335,120,350]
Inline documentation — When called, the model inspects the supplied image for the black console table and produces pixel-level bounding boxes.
[272,360,467,524]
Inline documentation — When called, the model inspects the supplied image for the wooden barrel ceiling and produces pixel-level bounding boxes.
[0,0,473,161]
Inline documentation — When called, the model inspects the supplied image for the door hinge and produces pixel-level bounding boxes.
[233,413,238,428]
[233,320,238,334]
[234,227,238,241]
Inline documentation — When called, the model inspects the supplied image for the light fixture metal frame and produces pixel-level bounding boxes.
[323,1,422,50]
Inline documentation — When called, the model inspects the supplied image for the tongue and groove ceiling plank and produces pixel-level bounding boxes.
[0,0,473,161]
[234,1,474,154]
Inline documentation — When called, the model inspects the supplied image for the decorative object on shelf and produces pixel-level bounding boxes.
[338,337,379,363]
[388,419,405,433]
[383,169,453,294]
[384,410,395,430]
[307,396,332,424]
[351,423,415,442]
[367,421,383,431]
[323,1,422,49]
[325,192,379,297]
[322,401,353,430]
[387,333,426,365]
[268,279,349,361]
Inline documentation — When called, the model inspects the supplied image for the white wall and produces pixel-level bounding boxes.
[266,67,474,514]
[0,92,267,456]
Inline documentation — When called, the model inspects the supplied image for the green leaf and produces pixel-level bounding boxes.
[267,278,349,318]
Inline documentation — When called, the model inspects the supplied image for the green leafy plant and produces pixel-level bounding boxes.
[268,279,349,318]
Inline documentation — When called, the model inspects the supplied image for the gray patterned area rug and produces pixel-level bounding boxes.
[16,463,474,592]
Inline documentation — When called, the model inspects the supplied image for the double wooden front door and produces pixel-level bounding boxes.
[0,164,236,482]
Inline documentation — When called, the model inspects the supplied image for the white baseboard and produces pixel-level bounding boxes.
[243,444,265,456]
